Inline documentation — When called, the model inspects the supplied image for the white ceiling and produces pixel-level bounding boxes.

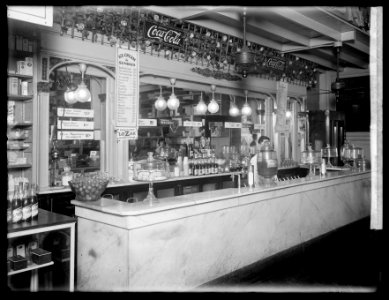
[145,6,370,72]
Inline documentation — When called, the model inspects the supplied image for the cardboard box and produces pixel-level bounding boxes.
[17,61,26,75]
[31,248,52,265]
[21,81,29,95]
[9,255,28,271]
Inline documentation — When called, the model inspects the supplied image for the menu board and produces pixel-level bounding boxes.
[115,46,139,131]
[57,119,94,130]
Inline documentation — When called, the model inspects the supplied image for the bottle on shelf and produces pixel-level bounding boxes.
[7,192,12,224]
[128,152,135,182]
[61,164,74,187]
[12,184,23,224]
[22,182,32,222]
[30,183,38,220]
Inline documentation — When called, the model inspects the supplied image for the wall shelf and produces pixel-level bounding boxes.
[8,163,32,169]
[8,94,34,101]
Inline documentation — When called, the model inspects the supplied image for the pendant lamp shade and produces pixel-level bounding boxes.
[229,96,240,117]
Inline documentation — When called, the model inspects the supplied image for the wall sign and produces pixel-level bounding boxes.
[145,21,185,47]
[225,122,242,129]
[138,119,157,127]
[57,107,94,118]
[159,119,174,126]
[116,128,138,140]
[57,120,94,130]
[57,131,94,140]
[115,47,139,130]
[183,121,202,127]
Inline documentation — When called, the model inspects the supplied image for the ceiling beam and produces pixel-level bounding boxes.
[315,48,369,69]
[272,7,342,41]
[292,52,338,70]
[248,19,310,46]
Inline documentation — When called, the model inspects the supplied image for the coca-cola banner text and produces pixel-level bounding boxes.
[145,21,185,47]
[265,57,286,71]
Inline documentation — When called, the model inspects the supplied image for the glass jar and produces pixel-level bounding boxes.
[257,143,278,179]
[61,165,74,186]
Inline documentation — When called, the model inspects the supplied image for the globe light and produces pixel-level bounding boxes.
[208,99,219,113]
[207,84,219,113]
[195,92,208,114]
[167,93,180,110]
[64,88,77,104]
[229,102,240,117]
[241,90,252,116]
[167,78,180,110]
[154,86,167,111]
[75,81,91,102]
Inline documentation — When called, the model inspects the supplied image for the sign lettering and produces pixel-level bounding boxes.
[57,131,94,140]
[57,119,94,130]
[225,122,242,129]
[116,128,138,140]
[145,21,185,47]
[57,107,94,118]
[266,57,286,71]
[183,121,202,127]
[138,119,157,127]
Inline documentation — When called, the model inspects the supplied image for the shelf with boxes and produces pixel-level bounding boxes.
[8,33,35,186]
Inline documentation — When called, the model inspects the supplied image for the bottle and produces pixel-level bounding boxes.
[189,158,193,176]
[128,152,135,181]
[61,165,74,186]
[183,156,189,176]
[7,192,12,224]
[22,183,32,222]
[320,158,327,177]
[30,183,38,220]
[194,154,199,176]
[248,164,255,189]
[12,185,23,224]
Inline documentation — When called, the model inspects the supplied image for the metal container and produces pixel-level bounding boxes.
[257,142,278,179]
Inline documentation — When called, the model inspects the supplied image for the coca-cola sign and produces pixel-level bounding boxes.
[145,21,185,47]
[266,57,286,71]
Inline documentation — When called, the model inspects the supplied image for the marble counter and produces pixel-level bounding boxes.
[72,171,371,291]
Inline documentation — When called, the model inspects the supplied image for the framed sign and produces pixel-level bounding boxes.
[115,47,139,129]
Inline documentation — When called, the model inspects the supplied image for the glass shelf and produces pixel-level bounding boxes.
[8,261,54,276]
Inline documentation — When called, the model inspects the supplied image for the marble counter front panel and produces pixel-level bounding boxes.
[73,172,371,291]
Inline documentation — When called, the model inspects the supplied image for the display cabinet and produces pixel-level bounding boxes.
[7,209,76,291]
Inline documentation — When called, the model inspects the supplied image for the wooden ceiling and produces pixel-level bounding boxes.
[146,6,370,72]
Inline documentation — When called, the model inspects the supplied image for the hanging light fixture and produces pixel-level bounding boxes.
[285,97,292,118]
[229,96,240,117]
[195,92,208,115]
[167,78,180,110]
[207,84,219,114]
[74,63,91,102]
[154,85,167,111]
[64,73,78,105]
[235,7,255,78]
[241,90,252,116]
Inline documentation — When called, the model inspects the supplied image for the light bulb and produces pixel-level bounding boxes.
[75,81,91,102]
[155,96,167,111]
[229,102,240,117]
[207,99,219,113]
[167,94,180,110]
[64,89,77,104]
[286,110,292,118]
[241,103,252,116]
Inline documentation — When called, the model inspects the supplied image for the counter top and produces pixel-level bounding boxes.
[37,172,240,195]
[71,170,371,218]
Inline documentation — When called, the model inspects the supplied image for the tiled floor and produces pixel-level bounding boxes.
[200,217,383,293]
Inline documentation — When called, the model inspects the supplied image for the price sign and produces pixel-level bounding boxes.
[138,119,157,127]
[254,124,264,130]
[57,131,94,140]
[159,119,174,126]
[57,107,94,118]
[116,128,138,140]
[183,121,202,127]
[225,122,242,129]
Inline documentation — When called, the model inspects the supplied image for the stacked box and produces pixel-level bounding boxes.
[24,57,33,76]
[31,248,52,265]
[9,255,27,271]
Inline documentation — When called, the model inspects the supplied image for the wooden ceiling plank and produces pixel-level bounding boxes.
[315,48,368,69]
[293,52,338,70]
